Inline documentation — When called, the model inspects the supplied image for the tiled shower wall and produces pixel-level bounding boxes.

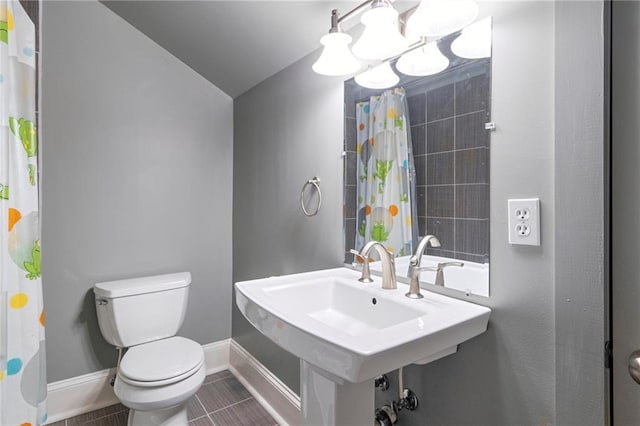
[344,58,491,264]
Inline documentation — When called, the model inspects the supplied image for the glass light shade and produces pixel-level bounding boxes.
[451,17,492,59]
[360,3,398,26]
[397,42,449,76]
[352,6,409,60]
[406,0,479,37]
[354,62,400,89]
[312,32,361,76]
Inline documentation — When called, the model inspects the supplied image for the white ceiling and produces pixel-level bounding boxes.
[102,1,367,98]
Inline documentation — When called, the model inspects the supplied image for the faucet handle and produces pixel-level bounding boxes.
[434,262,464,286]
[350,249,383,265]
[350,249,374,283]
[417,265,438,272]
[437,261,464,270]
[406,264,437,278]
[350,249,373,264]
[349,249,365,261]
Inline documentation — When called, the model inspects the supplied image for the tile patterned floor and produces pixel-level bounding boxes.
[47,370,278,426]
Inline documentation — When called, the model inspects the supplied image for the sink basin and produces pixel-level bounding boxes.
[235,267,491,384]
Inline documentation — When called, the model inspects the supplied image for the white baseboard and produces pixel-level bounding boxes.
[45,339,231,424]
[202,338,231,375]
[46,368,120,424]
[229,340,301,426]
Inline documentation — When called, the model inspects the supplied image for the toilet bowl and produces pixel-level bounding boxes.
[114,337,205,425]
[94,272,205,426]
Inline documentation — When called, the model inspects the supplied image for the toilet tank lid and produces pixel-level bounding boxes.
[94,272,192,298]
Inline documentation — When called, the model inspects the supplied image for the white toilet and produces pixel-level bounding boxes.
[94,272,205,426]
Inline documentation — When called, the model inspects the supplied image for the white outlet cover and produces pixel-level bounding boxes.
[508,198,540,246]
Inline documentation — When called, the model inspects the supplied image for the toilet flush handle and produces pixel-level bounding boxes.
[96,298,108,306]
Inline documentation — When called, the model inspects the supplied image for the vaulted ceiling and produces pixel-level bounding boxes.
[102,1,366,98]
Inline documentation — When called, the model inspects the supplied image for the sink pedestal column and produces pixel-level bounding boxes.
[300,361,373,426]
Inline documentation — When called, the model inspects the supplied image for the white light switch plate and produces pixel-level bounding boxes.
[508,198,540,246]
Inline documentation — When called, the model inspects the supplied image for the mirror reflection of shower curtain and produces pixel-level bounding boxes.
[355,87,417,257]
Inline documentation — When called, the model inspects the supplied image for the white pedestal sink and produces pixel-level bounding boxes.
[235,267,491,425]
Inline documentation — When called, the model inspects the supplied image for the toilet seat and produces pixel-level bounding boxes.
[114,361,205,413]
[118,336,204,387]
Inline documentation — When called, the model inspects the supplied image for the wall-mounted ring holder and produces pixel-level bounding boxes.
[300,177,322,217]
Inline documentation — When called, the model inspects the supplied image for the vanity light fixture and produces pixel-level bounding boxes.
[351,0,409,60]
[312,10,361,76]
[396,41,449,76]
[313,0,480,85]
[354,62,400,89]
[451,17,492,59]
[406,0,479,37]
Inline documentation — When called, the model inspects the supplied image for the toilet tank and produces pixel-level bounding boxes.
[94,272,192,348]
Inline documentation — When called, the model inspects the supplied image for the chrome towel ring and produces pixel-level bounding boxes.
[300,177,322,217]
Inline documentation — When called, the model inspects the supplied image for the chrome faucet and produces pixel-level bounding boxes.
[356,241,397,290]
[406,235,441,299]
[434,262,464,287]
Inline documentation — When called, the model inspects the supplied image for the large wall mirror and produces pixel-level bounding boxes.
[343,17,492,297]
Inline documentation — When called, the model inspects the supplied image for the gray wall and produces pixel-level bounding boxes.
[232,52,345,393]
[555,1,606,424]
[406,2,557,423]
[41,0,233,382]
[233,1,606,424]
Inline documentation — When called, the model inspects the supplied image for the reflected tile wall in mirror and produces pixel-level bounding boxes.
[344,39,491,265]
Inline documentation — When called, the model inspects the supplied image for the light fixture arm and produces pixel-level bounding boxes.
[384,37,427,62]
[335,1,375,26]
[333,0,407,27]
[329,9,341,33]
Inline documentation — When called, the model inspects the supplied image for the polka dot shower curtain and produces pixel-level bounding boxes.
[355,87,417,257]
[0,1,47,425]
